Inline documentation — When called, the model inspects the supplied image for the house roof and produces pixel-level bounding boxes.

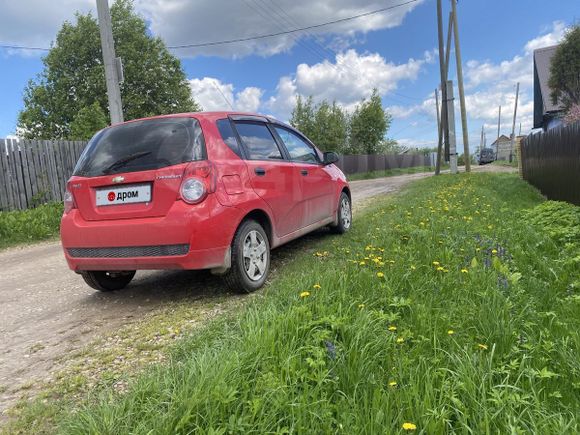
[490,134,511,146]
[534,46,565,114]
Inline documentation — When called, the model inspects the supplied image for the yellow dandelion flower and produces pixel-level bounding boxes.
[388,325,397,331]
[358,304,365,309]
[376,272,385,278]
[410,265,416,270]
[396,337,405,343]
[432,261,440,266]
[447,330,454,335]
[436,266,444,271]
[477,343,488,350]
[359,261,366,266]
[313,284,322,290]
[388,381,397,387]
[491,249,498,255]
[402,422,417,431]
[461,268,468,274]
[299,291,310,298]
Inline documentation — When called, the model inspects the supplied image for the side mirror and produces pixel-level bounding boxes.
[322,151,339,166]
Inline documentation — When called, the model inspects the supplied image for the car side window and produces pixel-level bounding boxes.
[234,122,284,161]
[216,118,243,158]
[274,126,319,164]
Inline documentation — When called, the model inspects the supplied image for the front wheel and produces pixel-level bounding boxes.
[223,220,270,293]
[81,270,136,292]
[330,192,352,234]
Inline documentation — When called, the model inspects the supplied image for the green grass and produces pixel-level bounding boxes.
[347,166,436,181]
[14,173,580,434]
[0,202,63,249]
[491,160,519,168]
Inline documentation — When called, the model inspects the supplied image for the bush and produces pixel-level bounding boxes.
[0,202,63,249]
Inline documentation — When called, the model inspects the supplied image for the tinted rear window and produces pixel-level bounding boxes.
[73,117,206,176]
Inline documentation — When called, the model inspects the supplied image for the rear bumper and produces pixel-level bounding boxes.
[61,196,241,271]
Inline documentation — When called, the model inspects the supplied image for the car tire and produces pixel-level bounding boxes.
[223,220,270,294]
[330,191,352,234]
[81,270,136,292]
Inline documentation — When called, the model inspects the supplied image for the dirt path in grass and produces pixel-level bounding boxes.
[0,164,514,417]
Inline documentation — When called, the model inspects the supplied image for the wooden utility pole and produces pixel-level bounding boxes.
[96,0,123,124]
[479,125,484,154]
[450,0,470,171]
[436,0,450,172]
[446,80,458,174]
[435,89,443,174]
[509,82,520,162]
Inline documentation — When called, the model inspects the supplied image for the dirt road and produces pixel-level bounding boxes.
[0,165,513,414]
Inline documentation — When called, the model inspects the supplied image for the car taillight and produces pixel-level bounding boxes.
[64,189,76,213]
[179,161,216,204]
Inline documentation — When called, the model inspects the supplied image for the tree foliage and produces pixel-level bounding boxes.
[549,25,580,111]
[69,102,108,140]
[290,89,394,154]
[18,0,199,139]
[348,89,393,154]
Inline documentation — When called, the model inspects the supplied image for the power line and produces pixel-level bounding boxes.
[1,0,420,52]
[0,44,49,51]
[168,0,420,49]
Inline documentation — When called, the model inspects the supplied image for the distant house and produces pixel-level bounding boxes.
[491,134,525,161]
[533,46,565,131]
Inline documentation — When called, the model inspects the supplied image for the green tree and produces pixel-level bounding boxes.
[18,0,199,139]
[549,25,580,111]
[348,89,393,154]
[312,101,348,152]
[69,102,108,139]
[290,95,316,140]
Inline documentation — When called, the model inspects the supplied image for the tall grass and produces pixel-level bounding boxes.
[59,173,579,433]
[0,202,62,249]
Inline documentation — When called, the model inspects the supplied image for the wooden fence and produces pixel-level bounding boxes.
[520,122,580,205]
[0,138,432,211]
[0,139,87,211]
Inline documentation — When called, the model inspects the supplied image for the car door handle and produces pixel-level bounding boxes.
[254,167,266,176]
[300,169,308,176]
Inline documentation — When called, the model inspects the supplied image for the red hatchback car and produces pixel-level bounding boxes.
[61,112,351,293]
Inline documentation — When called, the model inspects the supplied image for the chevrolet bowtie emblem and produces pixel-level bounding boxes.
[112,176,125,183]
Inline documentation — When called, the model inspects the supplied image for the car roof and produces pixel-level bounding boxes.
[110,111,284,127]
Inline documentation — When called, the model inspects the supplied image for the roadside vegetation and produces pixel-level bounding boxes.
[347,166,435,181]
[0,203,62,249]
[5,173,580,433]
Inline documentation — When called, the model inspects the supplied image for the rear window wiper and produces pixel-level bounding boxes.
[102,151,152,174]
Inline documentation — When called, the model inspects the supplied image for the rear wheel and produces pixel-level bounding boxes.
[81,270,136,292]
[223,220,270,293]
[330,192,352,234]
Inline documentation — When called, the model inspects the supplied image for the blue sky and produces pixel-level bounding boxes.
[0,0,577,151]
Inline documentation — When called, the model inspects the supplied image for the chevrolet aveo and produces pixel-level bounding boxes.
[61,112,352,293]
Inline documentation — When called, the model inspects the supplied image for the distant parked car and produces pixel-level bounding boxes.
[60,112,351,293]
[478,148,495,165]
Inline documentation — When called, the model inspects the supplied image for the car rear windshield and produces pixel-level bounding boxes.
[73,117,206,177]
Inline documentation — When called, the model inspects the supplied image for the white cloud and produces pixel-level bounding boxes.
[392,21,567,141]
[189,77,264,112]
[135,0,424,58]
[268,49,428,120]
[0,0,93,54]
[235,87,264,112]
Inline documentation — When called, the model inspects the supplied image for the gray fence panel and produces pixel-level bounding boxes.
[521,123,580,205]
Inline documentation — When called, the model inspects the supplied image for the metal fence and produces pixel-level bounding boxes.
[0,138,86,211]
[336,153,430,175]
[520,122,580,205]
[0,137,431,211]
